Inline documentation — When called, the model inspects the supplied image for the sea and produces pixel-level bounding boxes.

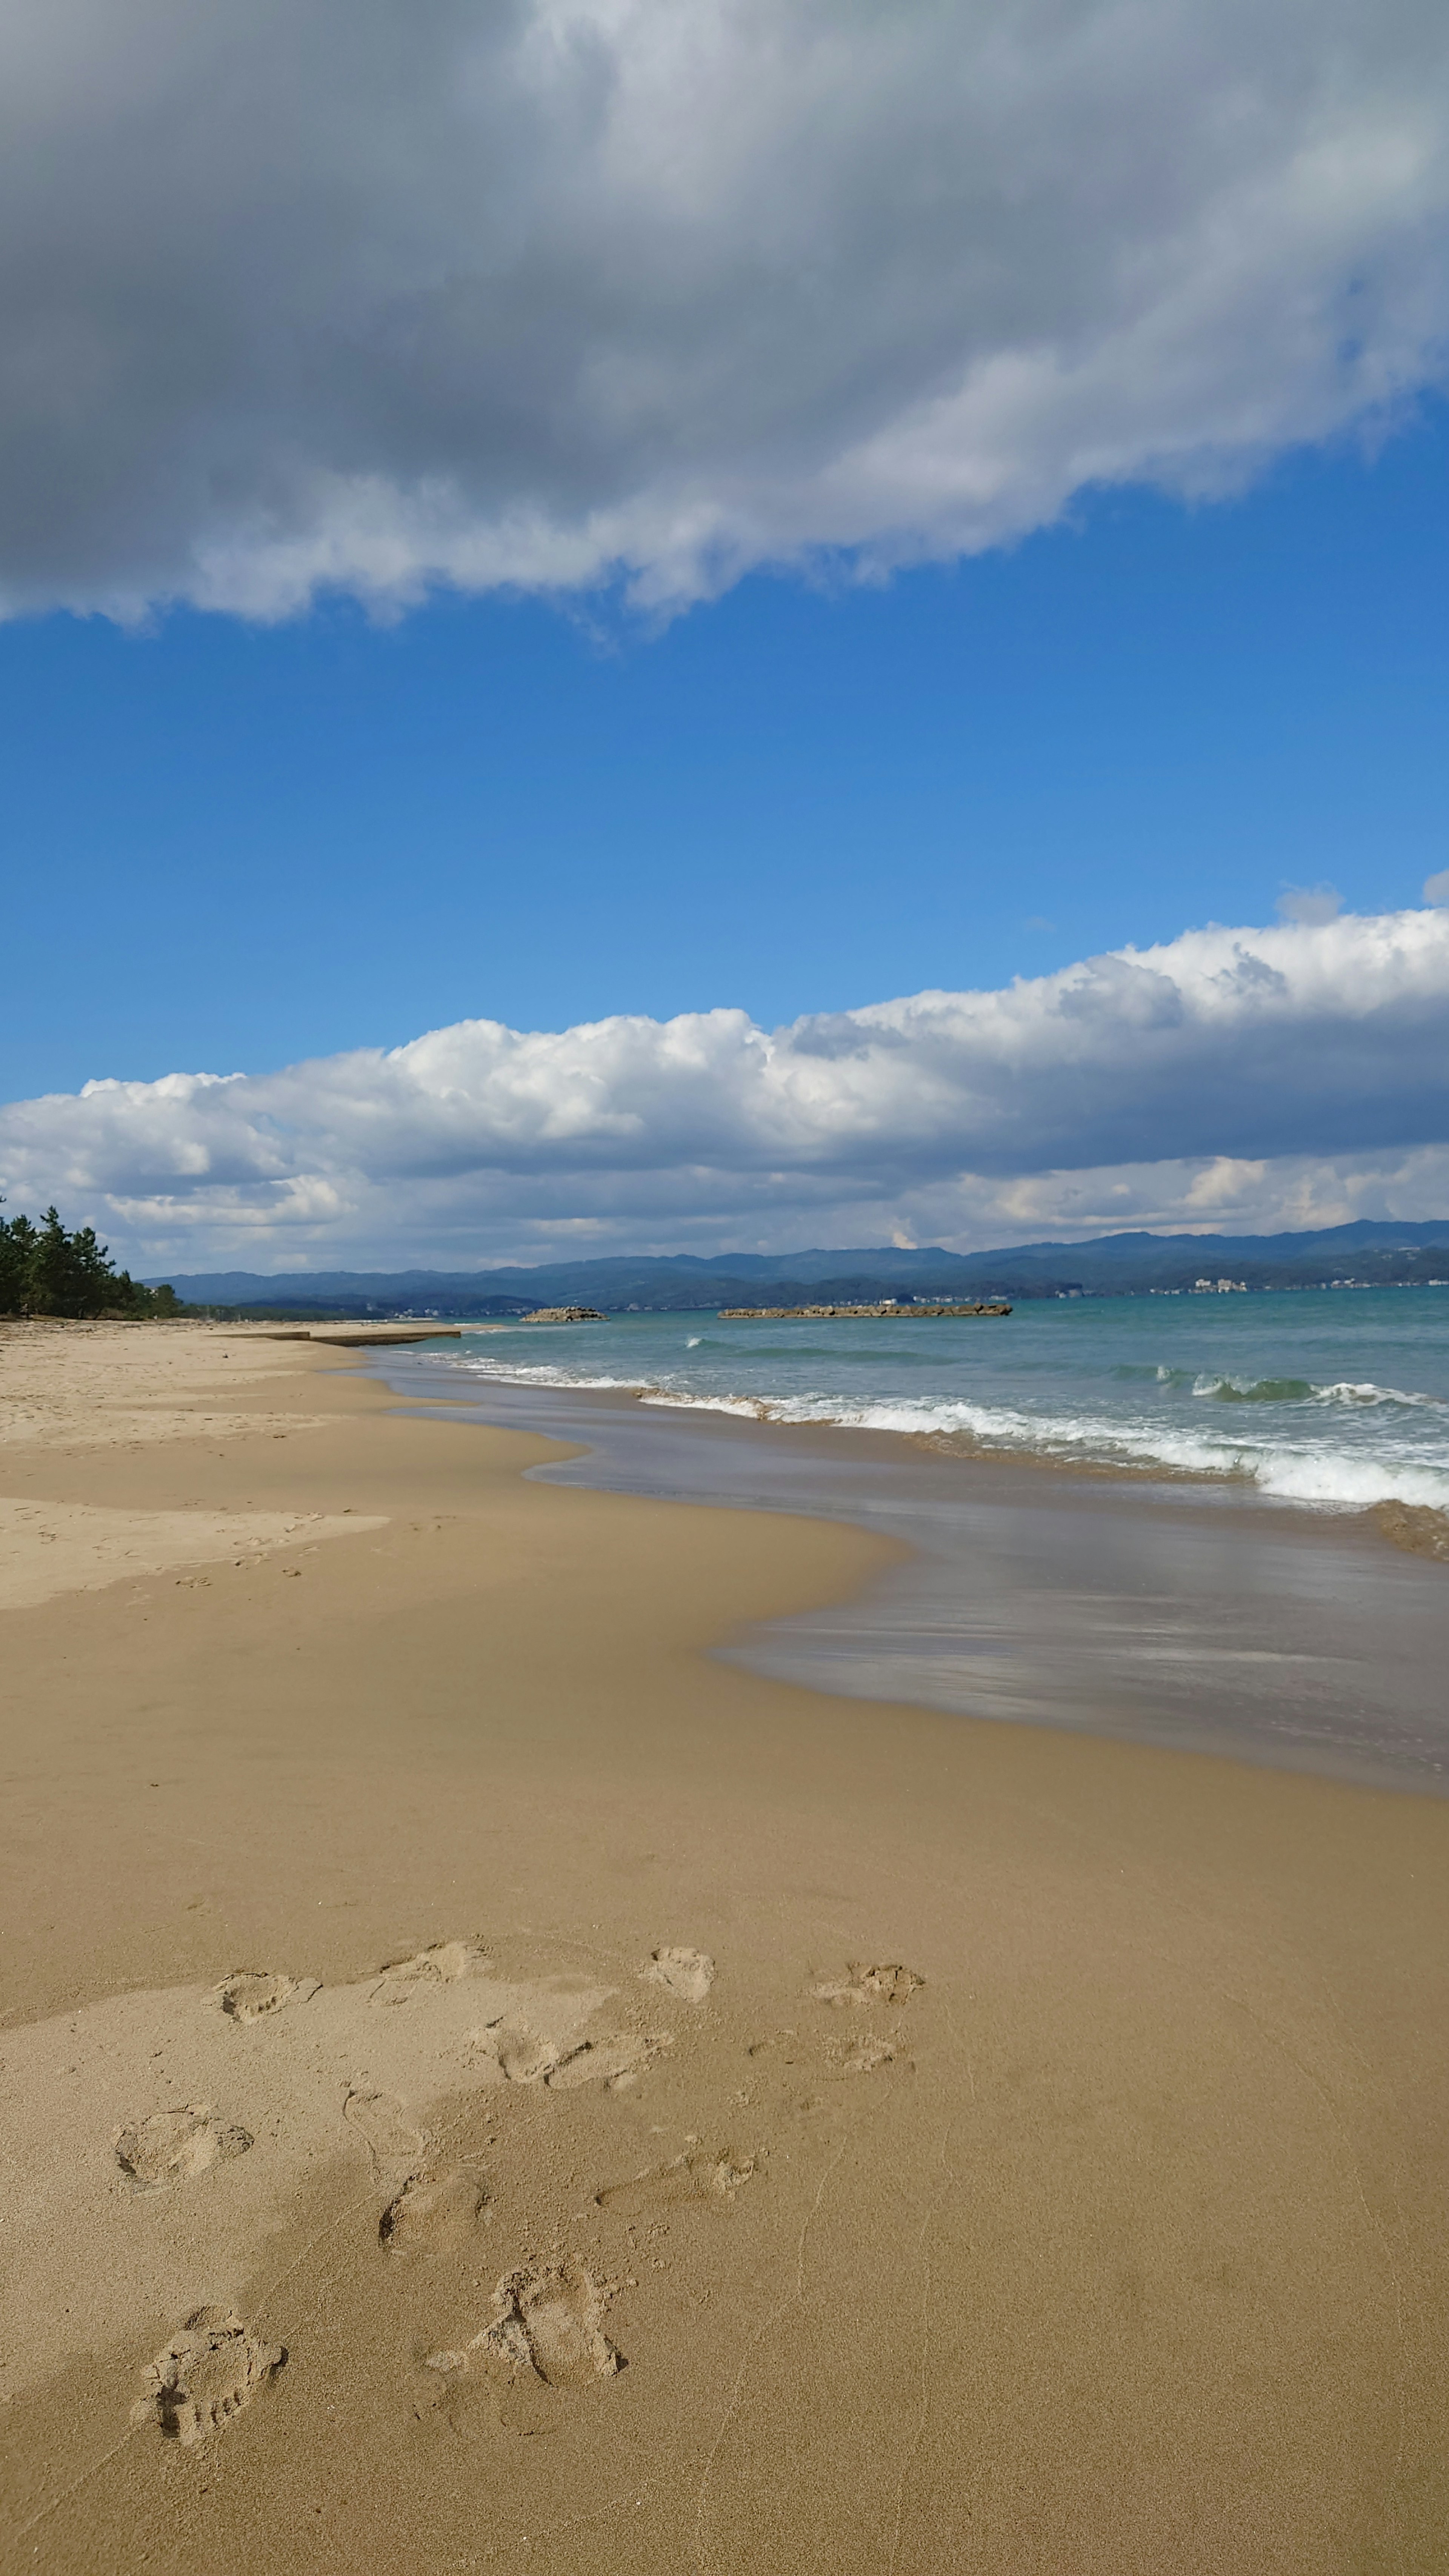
[370,1287,1449,1791]
[407,1285,1449,1514]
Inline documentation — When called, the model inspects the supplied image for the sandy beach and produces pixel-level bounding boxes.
[3,1321,1449,2574]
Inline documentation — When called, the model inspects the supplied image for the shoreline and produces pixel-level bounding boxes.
[365,1350,1449,1794]
[400,1287,1449,1535]
[5,1321,1449,2571]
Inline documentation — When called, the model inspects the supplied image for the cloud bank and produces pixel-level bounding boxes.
[5,909,1449,1267]
[2,0,1447,619]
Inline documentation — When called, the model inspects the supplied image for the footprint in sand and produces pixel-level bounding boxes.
[467,2016,561,2085]
[545,2031,665,2092]
[217,1970,320,2024]
[597,2148,753,2219]
[813,1962,924,2008]
[380,2168,488,2253]
[469,2018,665,2092]
[428,2262,621,2390]
[132,2307,284,2445]
[344,2087,425,2164]
[114,2107,252,2190]
[641,1945,715,2004]
[835,2033,896,2075]
[371,1941,486,2005]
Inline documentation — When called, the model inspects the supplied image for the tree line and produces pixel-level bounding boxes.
[0,1203,182,1319]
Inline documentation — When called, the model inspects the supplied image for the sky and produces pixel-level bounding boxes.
[2,0,1448,1271]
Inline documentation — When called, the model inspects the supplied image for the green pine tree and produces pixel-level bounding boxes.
[0,1199,183,1319]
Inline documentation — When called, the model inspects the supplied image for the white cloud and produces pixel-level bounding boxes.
[5,907,1449,1267]
[0,0,1446,618]
[1276,883,1343,925]
[1424,868,1449,904]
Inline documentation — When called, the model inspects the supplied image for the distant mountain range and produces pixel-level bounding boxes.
[154,1219,1449,1314]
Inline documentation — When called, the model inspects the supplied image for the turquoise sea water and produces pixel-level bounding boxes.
[417,1286,1449,1515]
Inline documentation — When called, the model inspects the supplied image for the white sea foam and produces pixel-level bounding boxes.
[1251,1453,1449,1507]
[1311,1378,1445,1410]
[641,1390,764,1418]
[640,1383,1449,1510]
[442,1353,651,1395]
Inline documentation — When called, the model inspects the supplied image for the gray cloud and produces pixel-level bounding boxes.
[0,0,1446,617]
[4,909,1449,1265]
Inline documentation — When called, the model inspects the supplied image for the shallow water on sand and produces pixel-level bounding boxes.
[370,1352,1449,1795]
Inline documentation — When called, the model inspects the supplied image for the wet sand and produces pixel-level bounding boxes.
[3,1320,1449,2573]
[371,1357,1449,1788]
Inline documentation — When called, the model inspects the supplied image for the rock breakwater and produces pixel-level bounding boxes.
[718,1302,1011,1320]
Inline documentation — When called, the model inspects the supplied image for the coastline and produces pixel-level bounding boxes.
[369,1352,1449,1792]
[380,1287,1449,1528]
[4,1321,1449,2571]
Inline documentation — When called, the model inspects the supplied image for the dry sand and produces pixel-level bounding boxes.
[2,1319,1449,2572]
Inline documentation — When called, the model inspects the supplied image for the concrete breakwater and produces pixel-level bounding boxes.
[264,1323,463,1346]
[718,1302,1012,1320]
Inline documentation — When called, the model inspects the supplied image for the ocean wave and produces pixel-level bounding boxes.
[1311,1378,1446,1410]
[439,1353,653,1396]
[1192,1373,1316,1403]
[641,1390,765,1417]
[1191,1372,1444,1409]
[643,1384,1449,1510]
[1251,1454,1449,1508]
[417,1346,1449,1513]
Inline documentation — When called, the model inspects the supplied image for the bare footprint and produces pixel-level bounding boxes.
[344,2087,425,2164]
[598,2148,753,2218]
[466,2016,561,2085]
[641,1945,715,2004]
[836,2033,896,2075]
[429,2262,621,2390]
[371,1941,486,2005]
[132,2307,283,2444]
[813,1962,924,2008]
[114,2107,252,2190]
[217,1970,320,2024]
[381,2168,488,2252]
[545,2032,663,2092]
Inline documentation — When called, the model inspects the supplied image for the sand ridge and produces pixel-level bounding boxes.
[0,1320,381,1605]
[0,1318,329,1452]
[0,1495,386,1609]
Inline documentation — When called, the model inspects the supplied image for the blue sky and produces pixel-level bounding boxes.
[3,0,1449,1266]
[5,405,1446,1107]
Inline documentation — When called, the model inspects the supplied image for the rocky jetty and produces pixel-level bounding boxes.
[521,1306,608,1323]
[718,1302,1011,1320]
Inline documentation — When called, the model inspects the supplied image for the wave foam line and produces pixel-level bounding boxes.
[644,1386,1449,1510]
[421,1351,1449,1513]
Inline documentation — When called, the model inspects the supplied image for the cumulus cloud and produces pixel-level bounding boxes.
[5,907,1449,1267]
[0,0,1447,619]
[1424,868,1449,904]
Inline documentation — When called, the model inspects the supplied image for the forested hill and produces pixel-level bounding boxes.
[155,1219,1449,1316]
